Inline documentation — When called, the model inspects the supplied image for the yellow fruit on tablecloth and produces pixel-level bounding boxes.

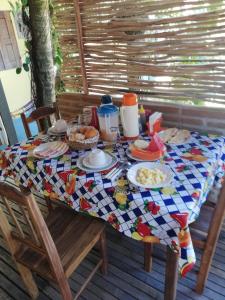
[182,152,192,158]
[115,192,127,205]
[193,155,207,162]
[43,190,49,197]
[131,231,143,240]
[49,192,58,200]
[117,179,128,187]
[162,186,176,195]
[89,211,98,217]
[142,236,160,243]
[27,160,35,171]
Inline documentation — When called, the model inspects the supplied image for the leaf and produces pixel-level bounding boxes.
[21,0,28,6]
[25,56,30,64]
[16,67,22,74]
[55,55,62,66]
[24,40,31,50]
[23,63,29,72]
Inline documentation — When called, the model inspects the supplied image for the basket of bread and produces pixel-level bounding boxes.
[67,126,99,150]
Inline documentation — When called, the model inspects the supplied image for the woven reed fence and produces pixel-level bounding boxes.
[53,0,225,106]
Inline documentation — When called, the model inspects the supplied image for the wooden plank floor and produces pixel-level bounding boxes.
[1,187,225,300]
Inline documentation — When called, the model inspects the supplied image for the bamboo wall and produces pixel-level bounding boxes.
[54,0,225,107]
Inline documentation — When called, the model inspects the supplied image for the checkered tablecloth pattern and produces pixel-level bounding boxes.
[0,132,225,276]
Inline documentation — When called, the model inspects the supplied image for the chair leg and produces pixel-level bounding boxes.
[16,263,39,299]
[144,242,153,272]
[164,246,178,300]
[99,231,108,275]
[195,244,217,294]
[0,207,38,299]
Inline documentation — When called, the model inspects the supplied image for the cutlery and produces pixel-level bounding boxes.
[106,161,132,181]
[105,160,126,178]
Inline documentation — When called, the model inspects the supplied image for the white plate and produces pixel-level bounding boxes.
[126,148,162,162]
[33,141,68,159]
[47,126,66,136]
[158,130,191,145]
[83,152,113,168]
[127,162,174,189]
[77,154,118,173]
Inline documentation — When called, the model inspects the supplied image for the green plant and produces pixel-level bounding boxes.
[8,0,64,95]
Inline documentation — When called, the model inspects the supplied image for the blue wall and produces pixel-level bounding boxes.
[12,111,38,142]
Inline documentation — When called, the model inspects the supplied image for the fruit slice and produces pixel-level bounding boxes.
[131,147,163,160]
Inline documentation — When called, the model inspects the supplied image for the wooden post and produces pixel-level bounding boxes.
[164,246,179,300]
[0,206,39,299]
[0,80,17,145]
[73,0,88,94]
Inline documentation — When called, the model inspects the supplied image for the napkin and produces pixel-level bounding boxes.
[149,112,162,135]
[147,133,165,152]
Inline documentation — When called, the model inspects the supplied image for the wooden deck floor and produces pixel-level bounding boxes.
[1,188,225,300]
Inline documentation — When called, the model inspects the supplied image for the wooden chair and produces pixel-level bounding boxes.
[56,93,101,120]
[189,182,225,294]
[21,105,59,138]
[144,183,225,295]
[0,182,107,300]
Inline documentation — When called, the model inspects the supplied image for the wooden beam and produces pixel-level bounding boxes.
[73,0,88,94]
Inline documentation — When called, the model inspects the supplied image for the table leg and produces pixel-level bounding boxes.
[164,246,179,300]
[144,242,153,272]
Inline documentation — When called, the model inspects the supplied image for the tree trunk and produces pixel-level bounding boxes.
[28,0,55,107]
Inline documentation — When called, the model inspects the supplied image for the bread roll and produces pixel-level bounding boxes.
[85,128,98,139]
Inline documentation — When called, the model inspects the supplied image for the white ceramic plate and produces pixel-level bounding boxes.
[33,141,68,159]
[83,152,113,168]
[126,148,162,162]
[47,126,66,136]
[127,162,174,189]
[158,130,191,145]
[77,154,118,173]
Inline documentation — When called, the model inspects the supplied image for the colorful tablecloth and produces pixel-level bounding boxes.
[0,132,225,276]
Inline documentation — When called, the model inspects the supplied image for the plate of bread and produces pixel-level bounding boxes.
[67,126,99,150]
[158,128,191,145]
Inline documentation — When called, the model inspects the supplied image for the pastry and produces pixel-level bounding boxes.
[85,128,98,139]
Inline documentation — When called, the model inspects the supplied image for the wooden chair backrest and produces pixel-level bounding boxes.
[0,183,66,283]
[21,106,58,138]
[56,93,101,120]
[206,182,225,243]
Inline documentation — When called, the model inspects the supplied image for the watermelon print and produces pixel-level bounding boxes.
[0,132,224,278]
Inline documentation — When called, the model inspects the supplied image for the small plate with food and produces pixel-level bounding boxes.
[127,139,166,161]
[158,128,191,145]
[77,151,118,173]
[127,162,174,189]
[33,141,69,159]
